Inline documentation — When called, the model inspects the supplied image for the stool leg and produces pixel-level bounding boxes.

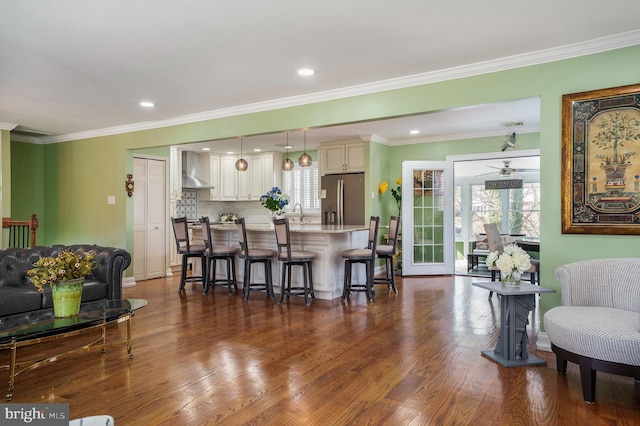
[308,261,315,299]
[243,260,251,301]
[303,263,310,307]
[202,256,211,295]
[179,254,188,292]
[341,260,350,303]
[225,257,233,295]
[278,262,287,305]
[266,260,274,299]
[365,260,374,303]
[231,257,238,292]
[389,257,398,294]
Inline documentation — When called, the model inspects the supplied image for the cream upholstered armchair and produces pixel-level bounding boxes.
[483,223,540,299]
[544,259,640,403]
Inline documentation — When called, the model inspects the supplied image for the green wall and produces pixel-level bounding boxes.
[9,141,46,242]
[8,44,640,318]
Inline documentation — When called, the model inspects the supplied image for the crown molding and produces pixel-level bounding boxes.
[41,30,640,144]
[385,124,541,146]
[0,122,18,131]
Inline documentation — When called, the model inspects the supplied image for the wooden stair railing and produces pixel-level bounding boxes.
[2,214,39,248]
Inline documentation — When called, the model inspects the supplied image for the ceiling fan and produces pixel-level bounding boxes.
[478,160,540,177]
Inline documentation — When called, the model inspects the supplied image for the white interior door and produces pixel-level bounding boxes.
[401,161,454,275]
[133,157,166,280]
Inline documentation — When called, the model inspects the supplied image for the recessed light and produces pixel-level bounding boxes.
[139,101,155,108]
[202,147,210,151]
[226,151,235,155]
[297,68,315,76]
[253,148,262,152]
[284,145,293,149]
[409,130,420,135]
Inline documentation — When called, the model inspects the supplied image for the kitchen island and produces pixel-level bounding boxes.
[191,223,370,300]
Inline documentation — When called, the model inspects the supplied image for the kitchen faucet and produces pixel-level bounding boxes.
[293,203,305,223]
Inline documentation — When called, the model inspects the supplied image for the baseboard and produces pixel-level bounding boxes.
[536,332,551,352]
[123,276,137,288]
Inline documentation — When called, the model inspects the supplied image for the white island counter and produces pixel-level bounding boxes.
[191,223,370,300]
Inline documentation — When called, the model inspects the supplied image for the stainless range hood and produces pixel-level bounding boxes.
[182,151,212,189]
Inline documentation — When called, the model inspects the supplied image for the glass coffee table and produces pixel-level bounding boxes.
[0,298,148,401]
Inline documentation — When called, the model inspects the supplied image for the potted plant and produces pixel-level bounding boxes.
[485,245,531,286]
[27,250,97,317]
[260,186,290,220]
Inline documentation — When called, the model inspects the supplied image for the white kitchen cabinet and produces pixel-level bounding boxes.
[221,152,281,200]
[169,147,182,201]
[319,141,365,175]
[220,155,239,200]
[198,153,221,201]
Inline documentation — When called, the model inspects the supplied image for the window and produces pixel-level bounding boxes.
[470,182,540,237]
[282,163,320,212]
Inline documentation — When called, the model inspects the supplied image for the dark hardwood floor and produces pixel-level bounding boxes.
[6,274,639,425]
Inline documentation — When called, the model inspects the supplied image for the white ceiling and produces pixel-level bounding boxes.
[2,1,639,147]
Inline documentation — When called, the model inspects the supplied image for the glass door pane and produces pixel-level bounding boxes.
[402,161,453,275]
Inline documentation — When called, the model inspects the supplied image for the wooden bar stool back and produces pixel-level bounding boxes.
[273,218,316,306]
[199,216,239,295]
[234,217,275,300]
[171,217,207,292]
[375,215,400,294]
[341,216,380,303]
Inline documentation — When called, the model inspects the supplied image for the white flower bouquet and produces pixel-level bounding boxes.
[485,245,531,284]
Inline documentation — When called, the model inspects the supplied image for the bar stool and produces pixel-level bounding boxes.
[234,217,276,300]
[341,216,380,303]
[171,217,207,292]
[273,218,316,306]
[199,216,239,295]
[375,215,400,294]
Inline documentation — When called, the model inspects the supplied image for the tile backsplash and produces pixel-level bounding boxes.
[176,190,319,224]
[176,190,197,219]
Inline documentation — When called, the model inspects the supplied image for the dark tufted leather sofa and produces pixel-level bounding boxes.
[0,245,131,317]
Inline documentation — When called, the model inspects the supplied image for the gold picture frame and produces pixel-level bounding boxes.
[562,83,640,234]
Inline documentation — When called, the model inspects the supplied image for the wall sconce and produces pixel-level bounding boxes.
[125,174,135,197]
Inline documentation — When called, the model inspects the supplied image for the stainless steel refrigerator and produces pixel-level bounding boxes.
[321,173,365,225]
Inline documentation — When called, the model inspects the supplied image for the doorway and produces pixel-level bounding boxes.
[450,150,540,277]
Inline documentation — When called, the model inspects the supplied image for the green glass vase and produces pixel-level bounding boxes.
[51,278,84,318]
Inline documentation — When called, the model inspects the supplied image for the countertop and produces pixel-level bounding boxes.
[192,223,370,234]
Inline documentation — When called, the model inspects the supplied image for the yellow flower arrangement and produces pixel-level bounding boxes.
[27,250,96,293]
[380,178,402,214]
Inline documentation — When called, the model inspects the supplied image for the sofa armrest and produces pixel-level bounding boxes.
[68,245,131,300]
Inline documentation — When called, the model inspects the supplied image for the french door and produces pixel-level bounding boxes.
[401,161,454,275]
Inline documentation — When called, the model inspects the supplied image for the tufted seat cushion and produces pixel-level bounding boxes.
[376,244,394,255]
[544,306,640,366]
[341,248,373,260]
[239,248,274,259]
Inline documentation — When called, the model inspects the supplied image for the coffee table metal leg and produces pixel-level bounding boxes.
[6,338,16,402]
[126,314,133,358]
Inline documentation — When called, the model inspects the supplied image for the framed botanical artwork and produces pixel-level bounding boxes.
[562,83,640,234]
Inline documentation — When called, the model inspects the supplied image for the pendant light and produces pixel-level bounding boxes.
[282,132,294,171]
[298,130,312,167]
[235,137,248,171]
